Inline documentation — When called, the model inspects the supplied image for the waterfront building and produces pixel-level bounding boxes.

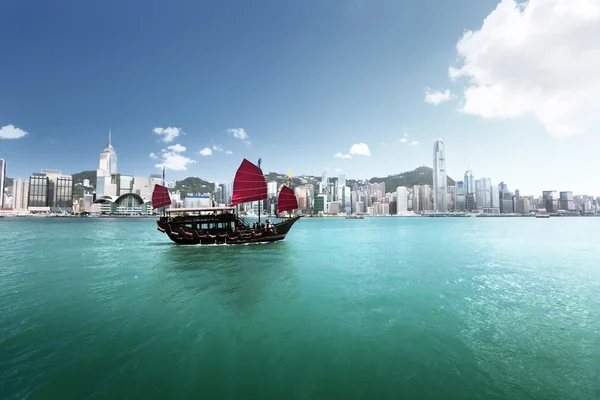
[491,185,500,209]
[418,185,432,213]
[475,178,492,209]
[314,195,326,214]
[448,185,455,211]
[12,178,29,210]
[396,186,408,214]
[455,181,466,211]
[328,201,340,214]
[27,170,73,212]
[466,193,477,211]
[0,158,5,209]
[433,139,448,212]
[267,181,278,197]
[517,197,531,214]
[559,191,575,212]
[412,185,421,212]
[542,191,559,214]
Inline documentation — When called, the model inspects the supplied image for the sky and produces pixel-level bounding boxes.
[1,0,599,196]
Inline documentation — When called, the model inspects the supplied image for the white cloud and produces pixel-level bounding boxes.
[167,144,186,153]
[400,138,407,143]
[199,147,213,156]
[0,124,28,139]
[410,140,419,146]
[334,152,352,159]
[212,144,223,151]
[424,88,454,105]
[225,150,233,155]
[447,0,600,136]
[349,142,371,156]
[154,142,195,171]
[153,127,182,142]
[149,152,158,159]
[227,128,251,145]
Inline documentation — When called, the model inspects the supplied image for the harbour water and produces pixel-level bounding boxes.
[1,217,599,399]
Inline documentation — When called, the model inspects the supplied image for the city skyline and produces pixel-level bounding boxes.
[1,0,599,196]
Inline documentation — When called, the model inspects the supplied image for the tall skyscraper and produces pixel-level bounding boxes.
[96,130,118,197]
[0,158,6,209]
[464,169,475,194]
[432,139,448,212]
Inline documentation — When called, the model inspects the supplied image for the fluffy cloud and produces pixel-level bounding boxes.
[334,142,371,159]
[400,138,407,143]
[149,152,158,159]
[199,147,212,156]
[349,142,371,156]
[154,142,195,171]
[225,150,233,155]
[227,128,251,145]
[0,124,28,139]
[153,127,182,142]
[410,140,419,146]
[212,144,223,151]
[424,88,454,105]
[167,144,186,153]
[447,0,600,136]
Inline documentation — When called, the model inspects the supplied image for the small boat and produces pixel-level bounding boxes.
[154,158,302,245]
[346,213,364,219]
[535,209,550,218]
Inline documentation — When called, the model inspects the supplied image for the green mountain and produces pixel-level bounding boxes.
[174,177,214,198]
[263,172,321,190]
[72,170,97,186]
[368,166,455,191]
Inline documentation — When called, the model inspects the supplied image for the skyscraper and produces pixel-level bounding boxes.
[432,139,447,212]
[0,158,5,209]
[96,130,118,197]
[396,186,408,214]
[464,169,475,195]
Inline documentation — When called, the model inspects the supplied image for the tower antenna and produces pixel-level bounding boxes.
[109,129,112,146]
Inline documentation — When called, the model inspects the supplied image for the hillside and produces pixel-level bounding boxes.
[72,170,97,186]
[263,172,321,190]
[368,166,456,191]
[174,177,214,198]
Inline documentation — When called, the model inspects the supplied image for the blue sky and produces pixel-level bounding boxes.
[1,0,599,196]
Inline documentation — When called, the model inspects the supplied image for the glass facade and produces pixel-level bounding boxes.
[432,139,447,211]
[28,174,49,207]
[56,176,73,208]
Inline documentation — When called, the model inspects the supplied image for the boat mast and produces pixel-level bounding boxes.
[257,158,262,224]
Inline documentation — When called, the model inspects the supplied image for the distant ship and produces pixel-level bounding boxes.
[536,209,550,218]
[154,159,302,245]
[346,213,364,219]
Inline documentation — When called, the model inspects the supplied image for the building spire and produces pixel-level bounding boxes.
[108,129,112,146]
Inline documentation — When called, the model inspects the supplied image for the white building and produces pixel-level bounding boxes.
[396,186,408,214]
[12,178,29,210]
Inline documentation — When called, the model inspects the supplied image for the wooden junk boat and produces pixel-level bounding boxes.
[153,159,302,245]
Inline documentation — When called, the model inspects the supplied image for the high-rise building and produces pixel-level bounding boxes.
[475,178,492,209]
[543,191,559,213]
[559,191,575,212]
[455,180,466,211]
[27,170,73,211]
[0,158,5,209]
[418,185,432,212]
[396,186,408,214]
[517,197,531,214]
[96,131,118,197]
[13,178,29,210]
[464,169,475,195]
[432,139,447,212]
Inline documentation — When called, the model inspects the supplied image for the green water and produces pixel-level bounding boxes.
[1,217,599,399]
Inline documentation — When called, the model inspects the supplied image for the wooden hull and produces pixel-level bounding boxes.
[157,216,302,245]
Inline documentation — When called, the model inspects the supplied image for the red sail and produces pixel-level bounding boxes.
[152,184,171,209]
[231,159,268,205]
[278,185,298,214]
